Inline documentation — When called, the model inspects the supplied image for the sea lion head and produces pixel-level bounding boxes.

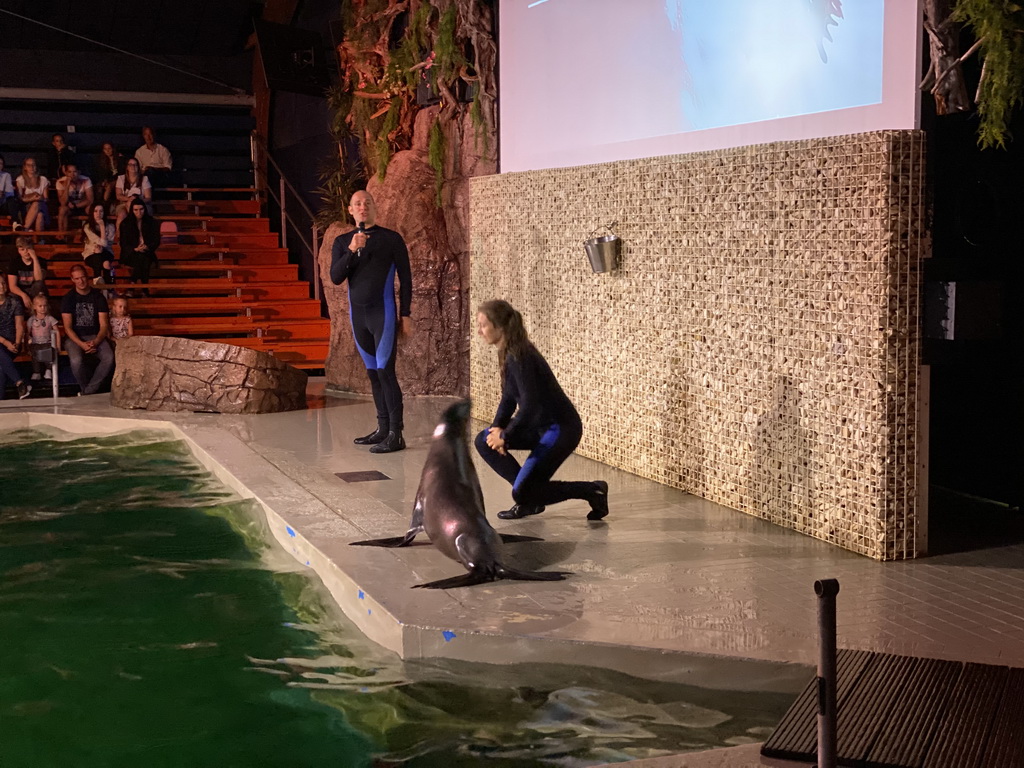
[433,399,472,439]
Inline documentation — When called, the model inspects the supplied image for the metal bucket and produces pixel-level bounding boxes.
[583,234,620,273]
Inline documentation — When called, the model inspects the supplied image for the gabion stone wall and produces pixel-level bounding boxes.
[469,131,926,560]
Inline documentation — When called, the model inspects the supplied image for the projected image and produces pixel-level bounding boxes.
[666,0,882,132]
[502,0,897,171]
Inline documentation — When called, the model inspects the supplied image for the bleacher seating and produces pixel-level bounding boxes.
[1,100,329,375]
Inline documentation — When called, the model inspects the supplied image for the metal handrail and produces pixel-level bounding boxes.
[250,131,323,301]
[251,131,318,221]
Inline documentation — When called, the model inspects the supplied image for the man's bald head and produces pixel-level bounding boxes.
[348,190,377,228]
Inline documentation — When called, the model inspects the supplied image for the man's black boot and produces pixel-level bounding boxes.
[369,430,406,454]
[354,424,389,445]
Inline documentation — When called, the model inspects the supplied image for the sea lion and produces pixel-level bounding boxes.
[350,399,569,589]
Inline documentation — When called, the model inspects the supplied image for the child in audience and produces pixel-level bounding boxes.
[109,296,133,342]
[27,293,60,381]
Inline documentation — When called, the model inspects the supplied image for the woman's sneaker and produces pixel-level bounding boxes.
[44,369,52,380]
[16,381,32,399]
[30,373,42,381]
[586,481,609,520]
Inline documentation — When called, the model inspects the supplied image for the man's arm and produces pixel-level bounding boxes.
[62,312,87,350]
[13,314,25,350]
[95,312,109,344]
[29,252,45,282]
[7,274,31,308]
[330,233,356,285]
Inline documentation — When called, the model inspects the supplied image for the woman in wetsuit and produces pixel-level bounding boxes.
[474,299,609,520]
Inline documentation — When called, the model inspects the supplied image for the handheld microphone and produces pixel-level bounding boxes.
[356,221,366,257]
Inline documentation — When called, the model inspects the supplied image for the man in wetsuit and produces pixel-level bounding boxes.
[330,190,412,453]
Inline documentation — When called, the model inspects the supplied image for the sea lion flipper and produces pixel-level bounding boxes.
[412,571,493,590]
[498,534,544,544]
[498,567,571,582]
[349,527,422,548]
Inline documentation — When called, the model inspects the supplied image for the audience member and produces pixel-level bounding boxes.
[27,293,59,382]
[16,157,49,232]
[0,274,31,399]
[56,163,94,232]
[61,263,114,396]
[7,237,48,307]
[94,142,124,207]
[114,158,153,228]
[47,133,76,180]
[109,296,133,342]
[119,198,160,291]
[135,126,172,186]
[0,155,19,225]
[82,203,116,285]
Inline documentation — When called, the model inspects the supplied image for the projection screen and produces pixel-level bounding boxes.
[499,0,921,172]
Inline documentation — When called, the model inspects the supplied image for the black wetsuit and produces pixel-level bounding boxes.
[330,225,412,430]
[474,344,594,507]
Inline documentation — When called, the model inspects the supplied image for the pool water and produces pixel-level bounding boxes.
[0,429,793,767]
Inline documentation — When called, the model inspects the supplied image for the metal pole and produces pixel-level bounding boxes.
[249,133,259,195]
[814,578,840,768]
[51,328,59,401]
[279,177,287,249]
[312,224,321,302]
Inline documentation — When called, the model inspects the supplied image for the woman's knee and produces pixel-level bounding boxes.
[473,429,492,455]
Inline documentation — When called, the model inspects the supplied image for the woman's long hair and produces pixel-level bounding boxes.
[85,203,107,238]
[477,299,531,374]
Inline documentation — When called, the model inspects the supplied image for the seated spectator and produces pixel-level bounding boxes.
[61,263,114,396]
[114,158,153,229]
[7,237,48,307]
[109,296,133,342]
[82,203,116,285]
[0,273,31,399]
[135,126,172,186]
[56,163,94,232]
[0,154,19,225]
[119,198,160,293]
[16,157,49,232]
[47,133,76,181]
[94,142,124,207]
[27,292,60,382]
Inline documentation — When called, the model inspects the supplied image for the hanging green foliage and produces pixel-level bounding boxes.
[953,0,1024,149]
[320,0,496,219]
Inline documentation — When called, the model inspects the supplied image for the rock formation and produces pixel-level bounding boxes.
[111,336,307,414]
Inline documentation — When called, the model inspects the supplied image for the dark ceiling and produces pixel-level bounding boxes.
[0,0,263,57]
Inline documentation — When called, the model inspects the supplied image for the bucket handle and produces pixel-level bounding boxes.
[587,220,617,241]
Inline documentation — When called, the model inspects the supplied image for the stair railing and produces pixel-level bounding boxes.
[250,131,324,302]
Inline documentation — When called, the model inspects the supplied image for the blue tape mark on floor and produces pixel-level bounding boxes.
[368,609,372,615]
[285,526,296,537]
[358,590,365,599]
[443,631,456,642]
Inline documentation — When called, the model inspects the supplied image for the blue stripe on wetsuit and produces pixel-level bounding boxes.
[376,264,397,368]
[512,422,561,496]
[348,263,397,371]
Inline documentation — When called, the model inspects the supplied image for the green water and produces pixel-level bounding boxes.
[0,429,793,767]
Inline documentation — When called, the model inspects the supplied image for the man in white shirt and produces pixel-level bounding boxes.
[135,126,173,181]
[56,163,94,232]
